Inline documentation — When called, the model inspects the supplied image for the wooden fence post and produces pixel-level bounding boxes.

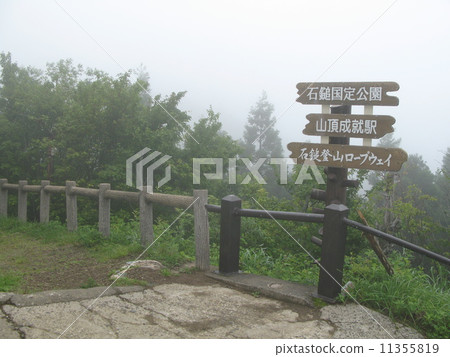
[18,180,28,222]
[219,195,241,274]
[40,180,50,223]
[98,183,111,236]
[139,189,154,247]
[65,181,77,231]
[317,203,349,301]
[193,189,210,271]
[0,179,7,217]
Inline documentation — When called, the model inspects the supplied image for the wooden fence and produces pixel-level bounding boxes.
[0,179,210,271]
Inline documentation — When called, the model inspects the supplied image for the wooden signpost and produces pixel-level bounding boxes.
[289,81,407,301]
[289,81,406,172]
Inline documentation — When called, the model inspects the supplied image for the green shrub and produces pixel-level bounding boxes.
[76,227,106,247]
[143,219,194,268]
[80,277,98,289]
[342,250,450,338]
[240,248,319,285]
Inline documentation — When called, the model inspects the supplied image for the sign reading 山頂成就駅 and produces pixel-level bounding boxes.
[303,113,395,139]
[296,81,399,106]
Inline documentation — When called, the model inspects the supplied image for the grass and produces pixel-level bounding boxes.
[341,251,450,339]
[240,247,319,285]
[160,268,175,277]
[0,216,195,293]
[240,246,449,338]
[80,277,98,289]
[0,272,22,292]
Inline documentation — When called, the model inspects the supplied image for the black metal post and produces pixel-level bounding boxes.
[317,203,349,301]
[219,195,241,274]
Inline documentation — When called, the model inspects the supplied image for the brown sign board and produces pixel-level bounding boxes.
[296,82,399,106]
[303,114,395,139]
[287,142,408,171]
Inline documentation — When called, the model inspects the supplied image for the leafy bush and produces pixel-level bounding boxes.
[143,218,194,268]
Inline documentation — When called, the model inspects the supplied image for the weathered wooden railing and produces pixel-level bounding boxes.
[0,179,210,271]
[206,195,450,302]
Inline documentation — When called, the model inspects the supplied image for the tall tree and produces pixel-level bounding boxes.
[241,92,287,197]
[434,148,450,229]
[184,108,242,197]
[242,92,283,159]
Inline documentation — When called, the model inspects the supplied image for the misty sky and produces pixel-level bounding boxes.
[1,0,449,171]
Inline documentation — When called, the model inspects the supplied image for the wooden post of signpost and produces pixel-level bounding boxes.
[325,105,351,205]
[317,105,351,301]
[318,204,349,300]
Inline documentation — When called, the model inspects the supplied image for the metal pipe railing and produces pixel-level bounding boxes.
[343,217,450,266]
[235,208,324,223]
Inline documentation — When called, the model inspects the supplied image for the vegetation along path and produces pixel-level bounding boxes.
[0,218,435,339]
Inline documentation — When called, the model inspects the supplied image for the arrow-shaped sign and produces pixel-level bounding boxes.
[296,82,399,106]
[287,142,408,171]
[303,114,395,139]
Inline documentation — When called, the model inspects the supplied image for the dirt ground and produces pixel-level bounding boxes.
[0,231,204,293]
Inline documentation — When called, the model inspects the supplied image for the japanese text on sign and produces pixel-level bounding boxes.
[287,143,408,171]
[306,86,382,102]
[315,118,377,135]
[296,82,399,106]
[297,147,392,167]
[303,114,396,139]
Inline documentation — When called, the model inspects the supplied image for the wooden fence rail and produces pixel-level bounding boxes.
[0,178,210,271]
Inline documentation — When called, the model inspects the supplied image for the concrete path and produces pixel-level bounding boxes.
[0,274,423,339]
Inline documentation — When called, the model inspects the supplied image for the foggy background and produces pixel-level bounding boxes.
[1,0,449,170]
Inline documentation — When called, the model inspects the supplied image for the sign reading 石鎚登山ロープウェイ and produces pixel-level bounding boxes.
[288,81,407,172]
[287,143,407,171]
[296,82,399,106]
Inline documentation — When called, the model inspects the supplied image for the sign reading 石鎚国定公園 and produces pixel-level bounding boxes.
[296,82,399,106]
[303,113,395,139]
[287,143,408,171]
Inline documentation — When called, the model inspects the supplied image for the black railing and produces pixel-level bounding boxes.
[206,204,324,223]
[344,218,450,266]
[206,194,450,302]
